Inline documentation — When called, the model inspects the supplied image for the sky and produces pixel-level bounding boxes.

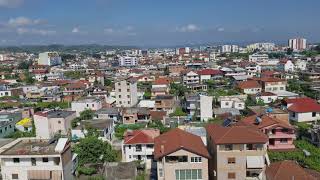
[0,0,319,47]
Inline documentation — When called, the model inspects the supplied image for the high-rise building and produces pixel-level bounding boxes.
[288,38,307,51]
[118,56,139,67]
[38,52,62,66]
[221,45,239,53]
[115,78,138,107]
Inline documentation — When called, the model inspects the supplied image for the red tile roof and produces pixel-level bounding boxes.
[206,124,268,144]
[124,129,160,145]
[288,102,320,113]
[284,97,317,105]
[237,80,261,89]
[259,77,286,82]
[240,115,293,130]
[266,160,317,180]
[154,128,210,160]
[197,69,223,76]
[154,78,171,85]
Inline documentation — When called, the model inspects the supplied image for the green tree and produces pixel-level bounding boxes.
[80,109,94,120]
[104,78,113,87]
[169,107,187,117]
[170,83,188,97]
[74,136,117,166]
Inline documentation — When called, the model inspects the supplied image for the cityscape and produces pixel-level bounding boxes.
[0,0,320,180]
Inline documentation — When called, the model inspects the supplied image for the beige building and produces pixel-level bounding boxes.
[154,128,210,180]
[0,138,74,180]
[34,110,76,139]
[115,78,138,107]
[206,124,270,180]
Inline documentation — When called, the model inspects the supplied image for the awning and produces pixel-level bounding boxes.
[247,156,264,168]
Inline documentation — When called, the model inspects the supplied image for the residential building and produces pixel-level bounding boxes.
[185,94,213,122]
[182,71,200,87]
[277,60,294,72]
[247,43,275,52]
[0,84,12,97]
[122,107,150,124]
[246,64,261,77]
[38,52,62,66]
[288,38,307,51]
[287,101,320,122]
[34,110,76,139]
[0,138,73,180]
[206,124,269,180]
[249,54,268,62]
[71,98,102,117]
[240,115,296,150]
[115,78,138,107]
[254,92,278,104]
[154,128,210,180]
[118,56,139,67]
[217,95,247,110]
[197,69,223,82]
[0,112,22,138]
[258,78,286,93]
[94,108,121,122]
[236,80,262,94]
[122,129,160,169]
[72,119,114,141]
[154,95,175,114]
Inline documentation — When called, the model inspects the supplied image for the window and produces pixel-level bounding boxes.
[127,89,130,92]
[118,89,121,92]
[312,112,316,117]
[280,87,284,90]
[225,102,229,106]
[228,172,236,179]
[13,158,20,163]
[42,158,49,162]
[175,169,202,180]
[119,95,122,98]
[58,121,61,124]
[127,95,130,98]
[292,112,296,118]
[31,158,36,166]
[92,104,95,107]
[280,139,288,143]
[86,104,89,107]
[191,157,202,163]
[129,145,131,149]
[225,144,233,151]
[159,168,163,177]
[54,157,60,165]
[136,145,142,152]
[12,174,18,179]
[228,157,236,164]
[128,101,131,104]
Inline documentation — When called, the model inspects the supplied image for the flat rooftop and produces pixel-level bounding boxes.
[0,138,67,156]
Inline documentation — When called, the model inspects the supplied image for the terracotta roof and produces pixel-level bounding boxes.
[197,69,223,76]
[240,115,293,130]
[154,128,210,160]
[288,102,320,113]
[284,97,317,105]
[237,80,261,89]
[266,160,317,180]
[259,92,277,96]
[154,78,171,85]
[150,111,167,120]
[206,124,268,144]
[124,129,160,145]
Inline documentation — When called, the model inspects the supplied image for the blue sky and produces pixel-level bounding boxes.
[0,0,319,46]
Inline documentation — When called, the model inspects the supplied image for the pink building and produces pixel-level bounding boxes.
[239,114,296,150]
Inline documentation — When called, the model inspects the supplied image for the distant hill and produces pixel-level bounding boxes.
[0,44,139,54]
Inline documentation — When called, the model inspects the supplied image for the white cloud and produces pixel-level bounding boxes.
[72,27,80,33]
[217,27,225,32]
[8,17,46,27]
[176,24,200,33]
[104,28,114,34]
[0,0,23,8]
[17,28,56,36]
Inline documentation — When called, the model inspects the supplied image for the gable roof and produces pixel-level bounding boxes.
[237,80,261,89]
[288,102,320,113]
[284,97,317,105]
[266,160,317,180]
[206,124,268,144]
[197,69,223,76]
[154,77,171,85]
[154,128,210,160]
[240,115,293,130]
[124,129,160,145]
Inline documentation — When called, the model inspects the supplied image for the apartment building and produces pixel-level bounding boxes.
[154,95,175,114]
[118,56,139,67]
[240,115,296,151]
[0,138,73,180]
[38,52,62,66]
[122,129,160,169]
[115,78,138,107]
[206,124,269,180]
[71,98,102,117]
[258,78,286,93]
[34,110,76,139]
[288,38,307,51]
[182,71,200,87]
[249,54,268,62]
[154,128,210,180]
[185,94,213,122]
